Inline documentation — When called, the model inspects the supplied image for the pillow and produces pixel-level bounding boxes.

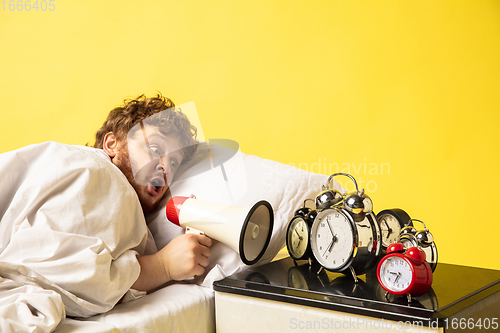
[147,143,343,288]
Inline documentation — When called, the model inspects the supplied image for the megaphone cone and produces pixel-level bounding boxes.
[167,196,274,265]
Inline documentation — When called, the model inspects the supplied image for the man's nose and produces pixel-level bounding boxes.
[156,157,170,174]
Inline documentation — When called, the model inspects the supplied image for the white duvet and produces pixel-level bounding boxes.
[0,142,151,332]
[0,140,335,333]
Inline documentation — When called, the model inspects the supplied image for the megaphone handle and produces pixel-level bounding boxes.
[185,226,205,236]
[182,227,205,281]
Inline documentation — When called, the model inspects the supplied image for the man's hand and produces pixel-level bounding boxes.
[159,233,212,281]
[131,233,212,292]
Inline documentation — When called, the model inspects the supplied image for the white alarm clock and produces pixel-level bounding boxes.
[310,173,381,280]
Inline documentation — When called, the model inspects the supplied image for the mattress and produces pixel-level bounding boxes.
[56,283,215,333]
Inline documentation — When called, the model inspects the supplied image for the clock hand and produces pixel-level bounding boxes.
[389,271,400,282]
[326,219,335,237]
[294,228,303,241]
[323,234,339,257]
[394,272,402,283]
[383,219,390,230]
[322,218,337,256]
[329,235,338,251]
[323,239,334,257]
[383,219,392,238]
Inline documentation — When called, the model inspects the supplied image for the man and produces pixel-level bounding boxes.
[0,93,211,331]
[93,93,212,292]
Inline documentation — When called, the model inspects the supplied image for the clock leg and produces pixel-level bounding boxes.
[317,266,324,275]
[407,294,412,303]
[349,266,359,283]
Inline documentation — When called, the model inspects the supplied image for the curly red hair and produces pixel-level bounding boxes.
[93,93,197,160]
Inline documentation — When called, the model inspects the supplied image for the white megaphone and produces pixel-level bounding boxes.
[166,196,274,265]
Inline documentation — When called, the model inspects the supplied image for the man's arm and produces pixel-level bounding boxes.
[131,233,212,292]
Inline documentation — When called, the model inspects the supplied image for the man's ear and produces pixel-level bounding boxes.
[103,132,118,158]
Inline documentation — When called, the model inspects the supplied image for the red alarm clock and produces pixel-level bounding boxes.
[376,243,433,302]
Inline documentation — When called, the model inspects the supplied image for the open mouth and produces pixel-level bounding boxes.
[147,176,166,196]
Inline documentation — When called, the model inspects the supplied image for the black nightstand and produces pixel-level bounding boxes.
[214,257,500,332]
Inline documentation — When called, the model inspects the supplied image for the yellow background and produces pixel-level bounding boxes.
[1,1,499,270]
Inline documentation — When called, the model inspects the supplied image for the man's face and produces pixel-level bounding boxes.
[112,125,184,214]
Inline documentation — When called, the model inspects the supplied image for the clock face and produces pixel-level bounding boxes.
[379,256,413,293]
[378,214,402,248]
[287,216,309,260]
[310,209,355,271]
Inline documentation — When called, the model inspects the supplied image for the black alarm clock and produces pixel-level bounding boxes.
[376,208,411,250]
[286,199,317,262]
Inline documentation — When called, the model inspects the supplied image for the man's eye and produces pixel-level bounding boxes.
[150,146,162,155]
[170,160,178,168]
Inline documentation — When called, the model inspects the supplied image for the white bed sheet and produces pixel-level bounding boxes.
[56,283,215,333]
[56,250,290,333]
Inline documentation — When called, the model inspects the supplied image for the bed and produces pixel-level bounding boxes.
[51,143,339,332]
[60,283,216,333]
